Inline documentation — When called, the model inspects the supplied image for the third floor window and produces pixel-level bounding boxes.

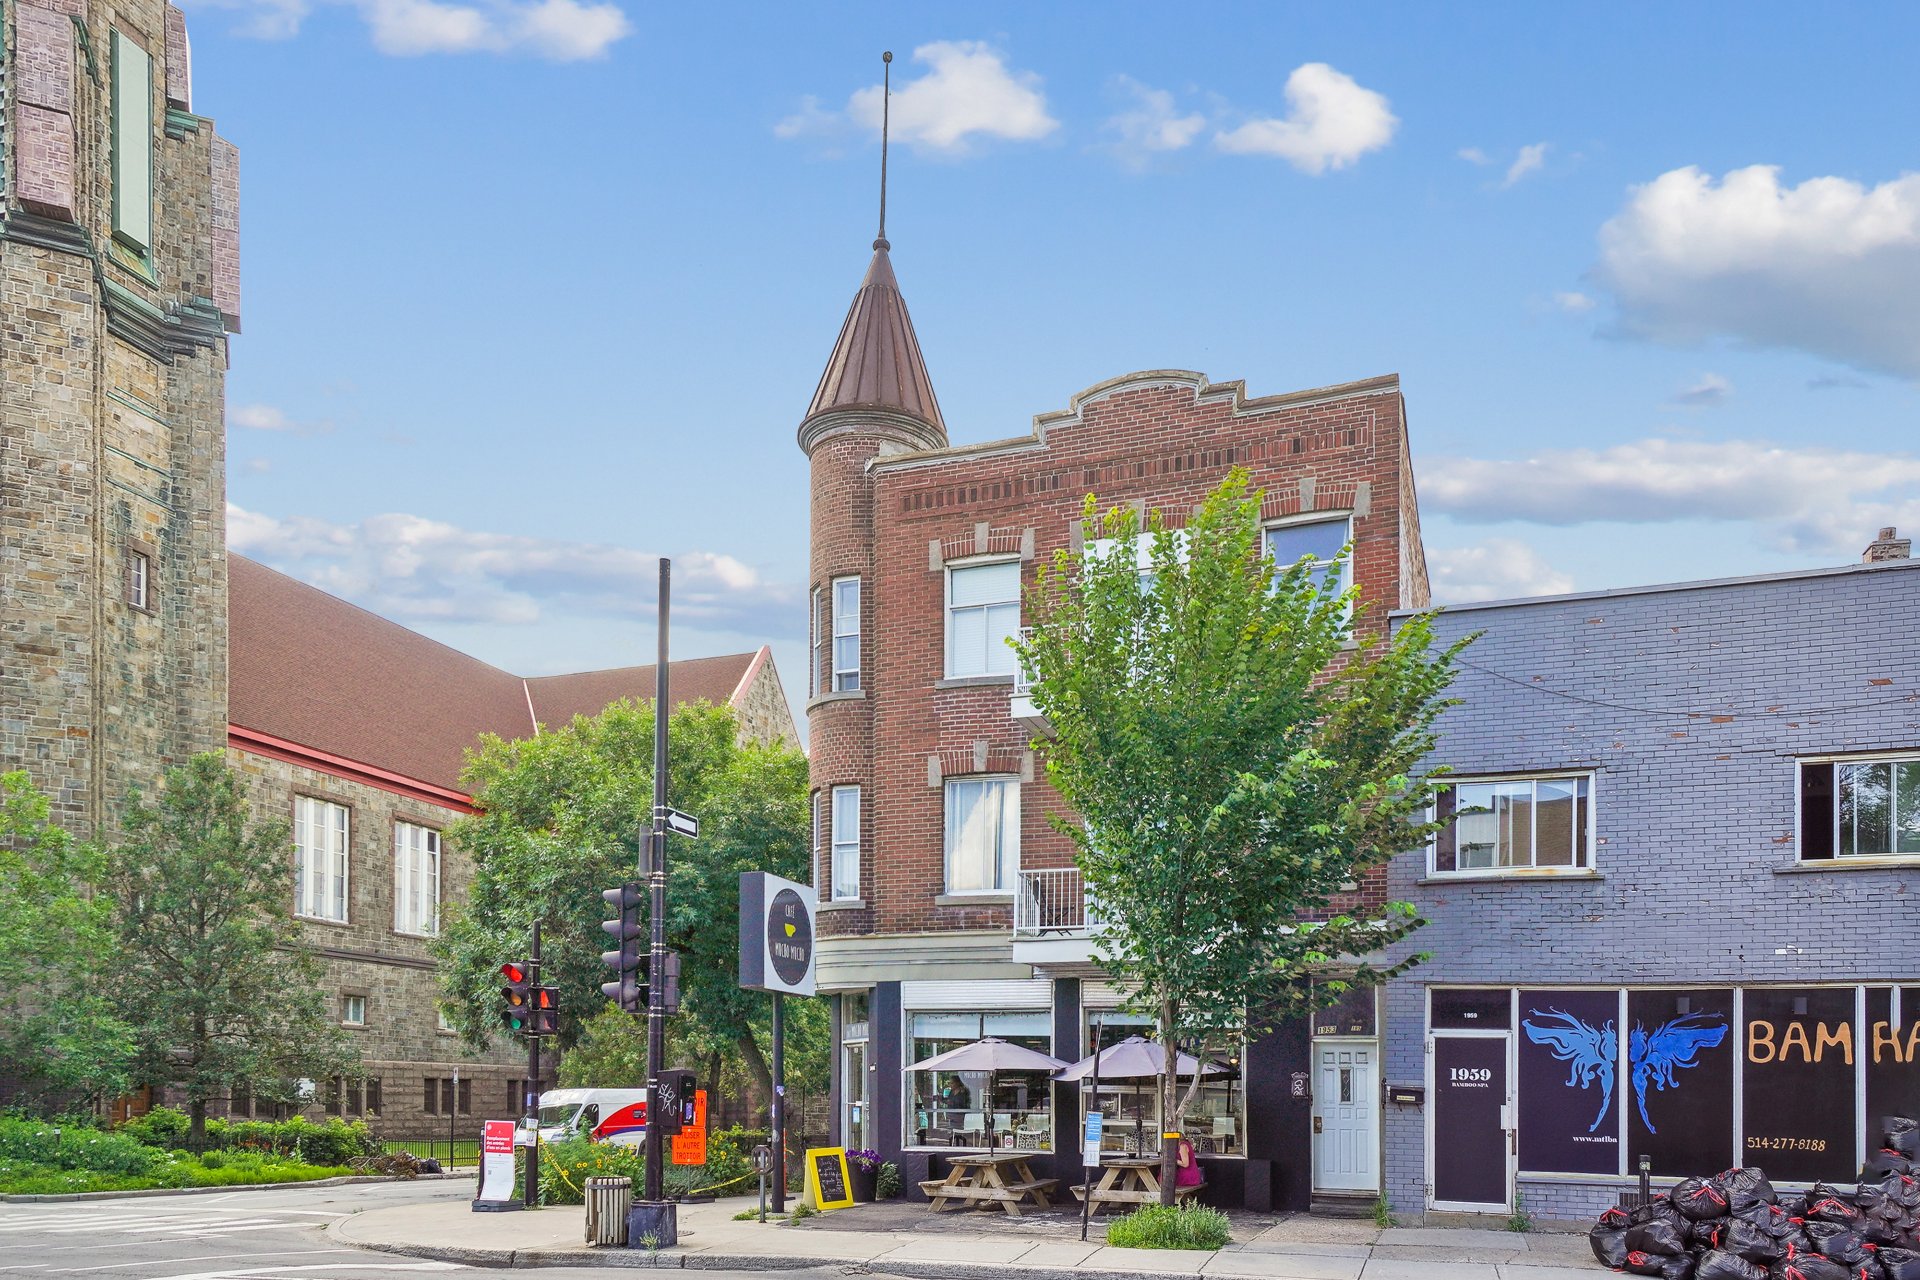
[946,561,1020,679]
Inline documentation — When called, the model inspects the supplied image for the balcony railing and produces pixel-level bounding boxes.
[1013,627,1037,697]
[1013,867,1099,938]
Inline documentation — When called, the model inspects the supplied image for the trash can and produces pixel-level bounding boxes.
[585,1176,632,1246]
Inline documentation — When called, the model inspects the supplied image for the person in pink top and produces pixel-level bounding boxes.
[1173,1136,1204,1189]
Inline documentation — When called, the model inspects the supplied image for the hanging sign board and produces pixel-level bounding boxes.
[473,1120,519,1211]
[671,1089,708,1166]
[739,872,816,996]
[804,1146,855,1211]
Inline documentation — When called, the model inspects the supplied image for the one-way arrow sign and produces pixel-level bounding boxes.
[658,807,700,839]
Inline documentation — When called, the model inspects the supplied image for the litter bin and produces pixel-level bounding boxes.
[585,1176,633,1246]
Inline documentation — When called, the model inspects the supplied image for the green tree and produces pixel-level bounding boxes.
[99,753,357,1148]
[433,700,812,1119]
[1012,471,1466,1202]
[0,772,133,1108]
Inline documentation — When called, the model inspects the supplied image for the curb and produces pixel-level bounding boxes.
[3,1170,473,1204]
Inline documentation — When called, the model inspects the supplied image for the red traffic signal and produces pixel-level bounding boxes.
[500,959,535,1033]
[532,986,560,1036]
[499,961,528,986]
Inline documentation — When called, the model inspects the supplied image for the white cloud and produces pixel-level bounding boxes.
[1101,76,1205,168]
[1669,372,1732,407]
[243,458,273,475]
[227,505,796,632]
[1554,290,1596,314]
[1422,437,1920,557]
[781,41,1057,155]
[1457,146,1492,166]
[1213,63,1396,174]
[228,402,332,435]
[1596,164,1920,378]
[185,0,628,58]
[1427,538,1575,605]
[1503,142,1548,187]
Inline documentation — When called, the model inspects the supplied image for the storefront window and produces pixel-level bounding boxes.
[1076,1012,1246,1158]
[907,1011,1053,1150]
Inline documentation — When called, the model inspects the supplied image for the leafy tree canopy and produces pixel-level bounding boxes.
[434,700,811,1116]
[99,754,357,1145]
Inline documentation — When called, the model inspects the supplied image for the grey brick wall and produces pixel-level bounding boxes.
[1383,558,1920,1221]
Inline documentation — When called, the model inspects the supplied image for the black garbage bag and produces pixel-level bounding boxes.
[1593,1221,1633,1268]
[1805,1224,1872,1266]
[1664,1256,1701,1280]
[1865,1151,1915,1181]
[1884,1176,1920,1210]
[1887,1118,1920,1160]
[1726,1218,1789,1263]
[1629,1251,1677,1277]
[1810,1196,1865,1226]
[1693,1219,1731,1249]
[1697,1249,1772,1280]
[1635,1194,1680,1223]
[1862,1212,1906,1248]
[1630,1217,1692,1256]
[1726,1169,1782,1212]
[1770,1257,1855,1280]
[1879,1248,1920,1280]
[1780,1192,1812,1218]
[418,1157,444,1174]
[1680,1177,1737,1219]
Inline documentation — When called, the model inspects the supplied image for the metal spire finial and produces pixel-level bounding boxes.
[875,50,892,251]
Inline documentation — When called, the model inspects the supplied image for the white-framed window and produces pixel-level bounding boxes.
[393,822,441,936]
[946,560,1020,678]
[832,576,861,692]
[831,785,860,901]
[436,1007,456,1033]
[1431,774,1593,874]
[293,796,350,922]
[1264,514,1351,601]
[341,994,366,1026]
[1799,754,1920,860]
[809,586,823,698]
[945,776,1019,893]
[110,31,153,256]
[1086,530,1189,591]
[127,549,151,610]
[811,790,823,887]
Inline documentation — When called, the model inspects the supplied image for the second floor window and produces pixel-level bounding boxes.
[341,994,366,1026]
[1433,775,1592,874]
[294,796,350,922]
[832,576,861,692]
[1265,516,1351,601]
[947,561,1020,678]
[831,785,860,901]
[393,822,441,936]
[1801,756,1920,859]
[946,777,1019,893]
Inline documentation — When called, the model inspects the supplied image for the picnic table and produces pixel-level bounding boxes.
[1070,1155,1204,1214]
[918,1151,1060,1217]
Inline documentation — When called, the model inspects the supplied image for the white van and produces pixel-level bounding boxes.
[535,1088,648,1147]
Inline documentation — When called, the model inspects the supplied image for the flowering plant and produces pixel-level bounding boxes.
[847,1148,883,1172]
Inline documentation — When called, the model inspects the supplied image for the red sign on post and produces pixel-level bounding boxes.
[670,1089,707,1166]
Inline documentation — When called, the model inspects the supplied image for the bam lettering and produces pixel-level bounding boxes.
[1747,1019,1854,1065]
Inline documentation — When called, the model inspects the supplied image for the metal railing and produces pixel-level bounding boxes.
[1013,627,1037,696]
[1013,867,1098,937]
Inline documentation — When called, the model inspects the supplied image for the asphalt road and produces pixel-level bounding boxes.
[0,1180,841,1280]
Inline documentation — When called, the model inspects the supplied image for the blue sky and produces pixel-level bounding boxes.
[197,1,1920,715]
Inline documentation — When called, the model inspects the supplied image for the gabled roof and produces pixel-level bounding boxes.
[228,555,767,794]
[805,243,945,434]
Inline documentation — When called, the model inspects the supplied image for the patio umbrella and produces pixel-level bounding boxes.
[907,1037,1069,1148]
[1054,1035,1232,1157]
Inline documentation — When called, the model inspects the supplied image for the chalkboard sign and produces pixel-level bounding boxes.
[803,1146,854,1211]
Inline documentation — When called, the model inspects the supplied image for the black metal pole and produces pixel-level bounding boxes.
[643,558,671,1205]
[449,1070,456,1169]
[1081,1014,1100,1242]
[771,992,786,1212]
[525,919,540,1207]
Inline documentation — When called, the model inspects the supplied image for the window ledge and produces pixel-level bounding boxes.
[935,675,1016,689]
[935,893,1014,907]
[818,898,868,911]
[1775,857,1920,874]
[1417,869,1603,886]
[806,690,866,712]
[296,914,354,928]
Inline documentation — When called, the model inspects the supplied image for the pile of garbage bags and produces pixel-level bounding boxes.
[1589,1119,1920,1280]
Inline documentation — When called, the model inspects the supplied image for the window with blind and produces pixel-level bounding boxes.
[393,822,441,936]
[832,577,860,692]
[1800,756,1920,859]
[1431,775,1592,874]
[830,785,860,901]
[944,777,1019,893]
[946,560,1020,678]
[294,796,350,921]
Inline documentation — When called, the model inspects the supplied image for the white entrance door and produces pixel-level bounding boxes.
[1312,1041,1378,1192]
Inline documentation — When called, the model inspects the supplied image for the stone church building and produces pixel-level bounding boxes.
[1,3,793,1134]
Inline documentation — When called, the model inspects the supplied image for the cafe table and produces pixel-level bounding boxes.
[1070,1155,1204,1215]
[918,1151,1060,1217]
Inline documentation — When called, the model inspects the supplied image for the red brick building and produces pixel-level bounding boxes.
[801,231,1430,1211]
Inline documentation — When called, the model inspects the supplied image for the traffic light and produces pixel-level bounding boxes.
[499,960,534,1033]
[600,882,646,1013]
[659,950,682,1015]
[656,1068,695,1137]
[531,986,560,1036]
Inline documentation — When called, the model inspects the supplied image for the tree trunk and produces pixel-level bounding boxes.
[1160,1000,1178,1206]
[188,1095,208,1152]
[737,1029,773,1126]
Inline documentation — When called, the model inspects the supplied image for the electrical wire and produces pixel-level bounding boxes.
[1452,657,1919,721]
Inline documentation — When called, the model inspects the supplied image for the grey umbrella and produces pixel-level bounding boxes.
[907,1038,1070,1148]
[1052,1035,1230,1081]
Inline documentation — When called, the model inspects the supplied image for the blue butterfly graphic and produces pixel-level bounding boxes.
[1522,1009,1618,1134]
[1629,1013,1727,1134]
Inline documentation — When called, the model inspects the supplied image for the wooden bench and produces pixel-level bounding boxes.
[1071,1182,1203,1209]
[919,1156,1060,1217]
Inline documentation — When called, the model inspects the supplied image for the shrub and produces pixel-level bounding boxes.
[536,1138,644,1206]
[1105,1204,1232,1251]
[116,1107,191,1150]
[875,1161,902,1200]
[0,1114,159,1176]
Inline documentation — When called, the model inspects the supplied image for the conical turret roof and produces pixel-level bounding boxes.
[805,242,946,438]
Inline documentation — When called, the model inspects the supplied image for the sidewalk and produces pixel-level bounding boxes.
[330,1192,1605,1278]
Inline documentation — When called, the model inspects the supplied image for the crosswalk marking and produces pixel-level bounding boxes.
[156,1264,468,1280]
